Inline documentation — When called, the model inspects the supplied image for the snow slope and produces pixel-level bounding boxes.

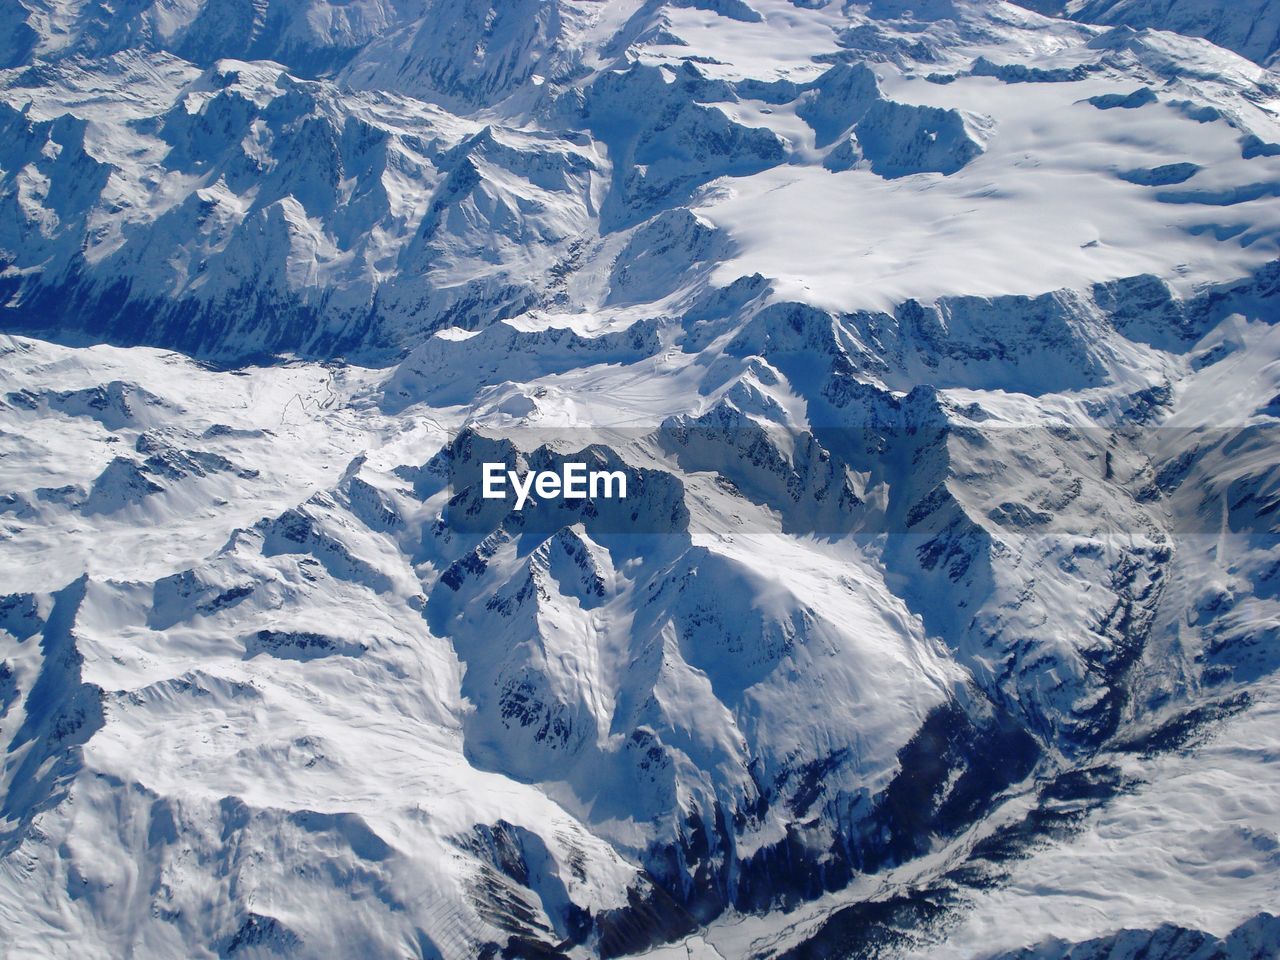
[2,1,1279,958]
[1015,0,1280,68]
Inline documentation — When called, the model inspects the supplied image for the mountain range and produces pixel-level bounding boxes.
[1,1,1279,958]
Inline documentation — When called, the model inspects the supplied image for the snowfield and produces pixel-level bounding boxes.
[1,1,1279,958]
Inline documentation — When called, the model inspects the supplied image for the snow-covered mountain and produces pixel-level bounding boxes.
[1,1,1278,958]
[1013,0,1280,68]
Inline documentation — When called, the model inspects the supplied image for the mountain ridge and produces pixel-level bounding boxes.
[1,1,1279,958]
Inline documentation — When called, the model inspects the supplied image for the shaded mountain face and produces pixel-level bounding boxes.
[1,0,420,73]
[1010,0,1280,68]
[2,1,1280,959]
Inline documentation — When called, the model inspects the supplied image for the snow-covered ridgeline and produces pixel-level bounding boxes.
[1,0,1280,958]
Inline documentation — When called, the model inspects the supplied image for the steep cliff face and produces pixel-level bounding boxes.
[2,1,1279,959]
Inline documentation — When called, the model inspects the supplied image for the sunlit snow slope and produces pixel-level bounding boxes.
[1,1,1279,958]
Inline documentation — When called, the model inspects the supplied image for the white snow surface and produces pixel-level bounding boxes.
[1,0,1280,958]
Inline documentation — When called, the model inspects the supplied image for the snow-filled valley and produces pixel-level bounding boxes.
[1,1,1279,958]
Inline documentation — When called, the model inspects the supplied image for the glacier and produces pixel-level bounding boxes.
[1,0,1279,958]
